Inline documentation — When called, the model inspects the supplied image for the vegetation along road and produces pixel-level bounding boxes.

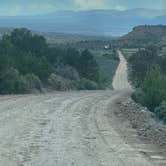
[0,51,165,166]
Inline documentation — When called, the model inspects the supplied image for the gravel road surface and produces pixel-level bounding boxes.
[0,51,164,166]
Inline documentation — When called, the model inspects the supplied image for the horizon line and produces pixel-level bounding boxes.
[0,8,166,17]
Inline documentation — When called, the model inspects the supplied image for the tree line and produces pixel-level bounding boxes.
[0,28,101,94]
[128,46,166,122]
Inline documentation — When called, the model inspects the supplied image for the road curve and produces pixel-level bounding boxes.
[0,51,163,166]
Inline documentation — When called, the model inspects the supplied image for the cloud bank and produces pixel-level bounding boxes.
[0,0,165,15]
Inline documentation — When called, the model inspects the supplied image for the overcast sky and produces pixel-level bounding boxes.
[0,0,166,15]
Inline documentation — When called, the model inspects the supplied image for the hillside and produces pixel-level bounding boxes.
[120,25,166,47]
[122,25,166,40]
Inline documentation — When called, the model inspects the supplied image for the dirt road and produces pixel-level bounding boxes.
[112,50,132,91]
[0,51,164,166]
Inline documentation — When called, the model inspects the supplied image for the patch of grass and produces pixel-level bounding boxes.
[92,49,119,89]
[121,48,139,60]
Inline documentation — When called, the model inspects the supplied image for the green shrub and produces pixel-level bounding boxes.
[78,49,100,82]
[128,47,157,86]
[0,68,25,94]
[79,78,98,90]
[132,88,147,106]
[22,74,42,92]
[132,65,166,111]
[48,73,76,91]
[141,66,166,111]
[154,101,166,122]
[55,64,80,82]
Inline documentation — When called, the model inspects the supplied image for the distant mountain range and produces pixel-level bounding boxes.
[0,9,166,36]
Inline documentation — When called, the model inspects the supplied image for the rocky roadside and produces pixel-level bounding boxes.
[114,97,166,154]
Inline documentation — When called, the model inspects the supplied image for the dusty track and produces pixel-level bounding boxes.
[112,50,132,91]
[0,51,164,166]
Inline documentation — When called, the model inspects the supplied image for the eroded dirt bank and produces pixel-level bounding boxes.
[114,97,166,156]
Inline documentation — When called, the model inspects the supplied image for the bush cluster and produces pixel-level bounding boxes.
[129,46,166,122]
[0,28,100,93]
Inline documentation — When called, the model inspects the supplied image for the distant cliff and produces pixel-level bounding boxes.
[120,25,166,46]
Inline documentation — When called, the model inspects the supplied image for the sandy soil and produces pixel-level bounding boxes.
[0,51,165,166]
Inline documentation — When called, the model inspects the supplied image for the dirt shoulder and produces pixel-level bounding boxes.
[113,96,166,161]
